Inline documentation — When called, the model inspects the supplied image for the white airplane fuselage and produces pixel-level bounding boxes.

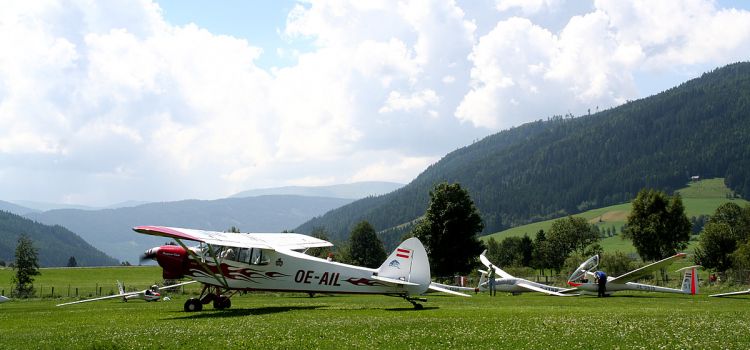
[152,244,428,296]
[568,279,688,294]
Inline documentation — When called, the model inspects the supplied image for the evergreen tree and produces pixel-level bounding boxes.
[531,229,550,274]
[348,221,386,268]
[12,234,40,298]
[623,189,691,261]
[67,256,78,267]
[412,182,485,277]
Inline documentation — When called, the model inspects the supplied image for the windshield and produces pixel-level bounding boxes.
[568,255,600,282]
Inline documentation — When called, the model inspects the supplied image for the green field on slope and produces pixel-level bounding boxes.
[1,291,748,349]
[481,178,748,254]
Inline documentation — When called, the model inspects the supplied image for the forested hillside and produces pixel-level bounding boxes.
[0,211,118,266]
[297,62,750,244]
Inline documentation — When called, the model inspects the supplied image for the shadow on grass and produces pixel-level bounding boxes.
[167,305,326,320]
[383,306,439,311]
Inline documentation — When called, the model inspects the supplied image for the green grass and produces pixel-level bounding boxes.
[1,291,749,349]
[482,178,748,254]
[0,266,203,298]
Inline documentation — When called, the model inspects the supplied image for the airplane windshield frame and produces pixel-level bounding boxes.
[568,255,600,282]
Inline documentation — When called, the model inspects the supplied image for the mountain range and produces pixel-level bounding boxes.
[295,62,750,248]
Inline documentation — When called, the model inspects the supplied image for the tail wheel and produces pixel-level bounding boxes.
[213,296,231,310]
[184,298,203,312]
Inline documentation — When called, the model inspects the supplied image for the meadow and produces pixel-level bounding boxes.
[2,288,749,349]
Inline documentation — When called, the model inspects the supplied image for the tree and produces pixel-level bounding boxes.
[12,234,40,298]
[544,216,600,273]
[486,236,532,268]
[412,182,485,277]
[623,189,691,262]
[695,222,737,277]
[348,221,387,268]
[531,229,551,274]
[67,256,78,267]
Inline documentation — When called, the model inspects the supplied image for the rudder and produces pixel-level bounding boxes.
[377,238,431,294]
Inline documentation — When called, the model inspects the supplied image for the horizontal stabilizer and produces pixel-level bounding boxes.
[428,283,471,297]
[371,275,419,286]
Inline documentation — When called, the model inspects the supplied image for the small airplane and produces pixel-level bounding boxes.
[56,280,196,306]
[475,250,577,296]
[709,289,750,298]
[567,254,699,295]
[132,225,468,311]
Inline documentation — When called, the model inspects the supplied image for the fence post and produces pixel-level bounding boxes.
[75,287,78,297]
[67,285,70,297]
[95,283,98,296]
[51,287,54,298]
[99,286,102,296]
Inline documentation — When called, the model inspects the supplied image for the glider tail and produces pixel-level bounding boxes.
[678,266,700,295]
[377,237,431,293]
[477,269,488,291]
[117,280,126,301]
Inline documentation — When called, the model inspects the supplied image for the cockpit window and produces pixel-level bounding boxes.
[568,255,600,282]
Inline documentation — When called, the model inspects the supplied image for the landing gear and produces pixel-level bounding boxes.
[183,285,234,312]
[213,296,231,310]
[404,296,427,310]
[184,298,203,312]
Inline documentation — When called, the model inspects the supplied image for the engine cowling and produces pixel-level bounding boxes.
[143,245,189,279]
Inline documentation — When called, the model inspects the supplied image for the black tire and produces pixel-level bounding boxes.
[213,296,230,310]
[184,298,203,312]
[413,303,423,310]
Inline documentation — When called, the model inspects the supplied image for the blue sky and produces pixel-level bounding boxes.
[1,0,749,206]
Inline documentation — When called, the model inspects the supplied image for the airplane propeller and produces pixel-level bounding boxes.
[140,247,158,264]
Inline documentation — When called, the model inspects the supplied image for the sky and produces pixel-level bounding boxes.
[1,0,749,207]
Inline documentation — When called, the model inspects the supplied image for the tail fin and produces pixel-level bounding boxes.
[117,280,126,302]
[477,269,488,291]
[377,237,431,294]
[677,266,700,295]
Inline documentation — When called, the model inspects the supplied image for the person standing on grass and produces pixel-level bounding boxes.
[595,270,607,297]
[488,264,496,296]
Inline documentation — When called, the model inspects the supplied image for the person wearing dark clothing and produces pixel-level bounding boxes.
[595,271,607,297]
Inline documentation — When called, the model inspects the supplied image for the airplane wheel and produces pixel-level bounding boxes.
[184,298,203,312]
[213,296,231,310]
[413,303,423,310]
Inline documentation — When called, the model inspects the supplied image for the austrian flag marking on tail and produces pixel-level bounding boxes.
[396,248,411,259]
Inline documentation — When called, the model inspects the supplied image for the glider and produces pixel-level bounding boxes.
[567,254,699,295]
[57,280,196,306]
[474,250,577,296]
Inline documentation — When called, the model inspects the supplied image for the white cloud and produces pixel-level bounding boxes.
[379,89,439,114]
[456,0,750,129]
[1,0,749,205]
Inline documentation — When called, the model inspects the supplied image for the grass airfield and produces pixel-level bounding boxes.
[2,290,749,349]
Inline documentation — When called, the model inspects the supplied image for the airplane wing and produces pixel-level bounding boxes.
[609,253,686,284]
[709,289,750,297]
[428,283,471,297]
[56,292,139,306]
[514,282,572,296]
[133,226,333,250]
[478,250,513,279]
[0,295,9,303]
